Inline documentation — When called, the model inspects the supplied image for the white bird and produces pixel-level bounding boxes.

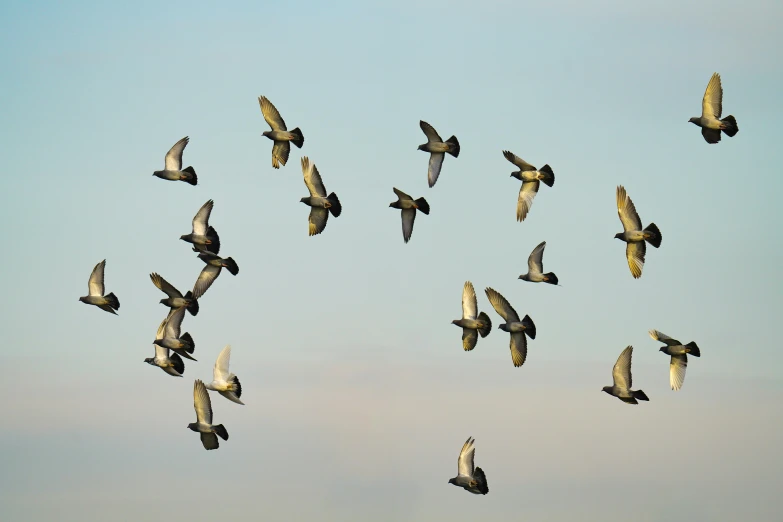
[602,346,650,405]
[205,345,244,405]
[688,73,739,144]
[78,260,120,315]
[518,241,559,285]
[447,437,488,495]
[649,329,701,391]
[187,380,229,450]
[144,315,185,377]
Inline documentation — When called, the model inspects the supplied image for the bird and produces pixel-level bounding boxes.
[152,136,197,185]
[602,345,649,405]
[614,186,662,279]
[447,437,488,495]
[205,345,244,405]
[518,241,559,285]
[299,156,342,236]
[78,260,120,315]
[688,73,739,144]
[649,329,701,391]
[188,379,229,450]
[502,150,555,222]
[451,281,492,351]
[192,252,239,300]
[258,95,304,169]
[417,120,460,187]
[180,199,220,255]
[150,272,199,316]
[153,307,197,361]
[144,315,185,377]
[389,187,430,243]
[484,287,536,367]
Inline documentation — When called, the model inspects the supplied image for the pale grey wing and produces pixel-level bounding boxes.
[510,332,527,367]
[258,96,287,131]
[88,260,106,297]
[702,72,723,120]
[457,437,475,478]
[192,265,221,300]
[462,281,478,320]
[194,380,213,424]
[616,186,642,232]
[150,273,182,298]
[213,345,232,382]
[527,241,546,273]
[462,328,478,351]
[427,152,444,188]
[419,120,442,143]
[164,306,186,338]
[484,287,520,323]
[164,136,189,171]
[612,346,634,390]
[154,342,170,360]
[401,208,416,243]
[626,241,646,279]
[516,181,539,222]
[192,199,213,236]
[393,187,413,201]
[271,140,291,169]
[155,315,168,341]
[649,329,681,346]
[301,156,327,197]
[200,432,219,450]
[670,354,688,391]
[308,207,329,236]
[502,150,536,171]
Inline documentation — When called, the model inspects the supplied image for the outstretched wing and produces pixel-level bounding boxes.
[163,306,186,339]
[193,379,213,424]
[164,136,189,171]
[462,281,478,320]
[484,287,520,323]
[625,242,646,279]
[616,186,642,232]
[670,354,688,391]
[502,150,536,171]
[192,199,214,236]
[259,96,287,131]
[272,140,291,169]
[702,72,723,120]
[457,437,475,478]
[510,332,527,367]
[301,156,327,197]
[649,329,681,346]
[150,273,182,299]
[427,152,444,187]
[419,120,442,143]
[392,187,413,201]
[516,181,539,222]
[612,345,634,390]
[400,208,416,243]
[527,241,546,273]
[213,345,232,382]
[308,207,329,236]
[88,260,106,297]
[192,265,221,300]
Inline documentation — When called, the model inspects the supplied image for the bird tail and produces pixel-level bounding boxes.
[643,223,662,248]
[446,135,460,158]
[182,166,198,185]
[327,192,342,217]
[685,341,701,357]
[522,315,536,339]
[538,164,555,187]
[473,467,489,494]
[477,312,492,338]
[206,226,220,255]
[543,272,558,285]
[213,424,229,441]
[170,352,185,375]
[105,292,120,310]
[721,115,739,137]
[290,127,304,148]
[179,332,196,354]
[223,257,239,276]
[415,197,430,215]
[184,292,199,316]
[633,390,649,401]
[230,374,242,398]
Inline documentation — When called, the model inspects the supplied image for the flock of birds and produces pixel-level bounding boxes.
[78,73,738,494]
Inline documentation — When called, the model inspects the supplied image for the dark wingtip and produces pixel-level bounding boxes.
[232,375,242,398]
[644,223,662,248]
[474,467,489,494]
[180,332,195,353]
[722,115,739,137]
[106,292,120,310]
[634,390,650,401]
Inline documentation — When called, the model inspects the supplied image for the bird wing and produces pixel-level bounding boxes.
[401,208,416,243]
[701,127,721,144]
[154,342,170,360]
[510,332,527,367]
[625,241,646,279]
[271,140,291,169]
[393,187,413,201]
[616,186,642,232]
[419,120,442,142]
[527,241,546,273]
[164,306,186,338]
[88,259,106,296]
[462,328,478,351]
[192,199,214,236]
[649,329,681,346]
[462,281,478,320]
[164,136,189,171]
[308,207,330,236]
[516,180,539,222]
[213,345,232,382]
[701,72,723,120]
[301,156,327,197]
[457,437,475,478]
[670,354,688,391]
[502,150,536,171]
[612,345,634,390]
[192,264,221,300]
[155,315,168,341]
[193,379,213,424]
[200,432,219,450]
[258,96,287,131]
[484,287,520,323]
[427,152,444,188]
[150,273,182,298]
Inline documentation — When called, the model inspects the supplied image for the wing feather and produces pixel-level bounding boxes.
[616,186,642,232]
[150,273,182,299]
[527,241,546,273]
[457,437,475,478]
[164,136,188,171]
[308,207,329,236]
[193,379,213,424]
[462,281,478,320]
[393,187,413,201]
[612,345,634,390]
[213,345,232,382]
[401,208,416,243]
[510,332,527,367]
[164,306,186,339]
[192,265,221,300]
[258,96,287,131]
[88,260,106,297]
[419,120,442,142]
[427,153,444,187]
[301,156,327,197]
[649,329,681,346]
[702,72,723,120]
[192,199,213,236]
[272,140,291,169]
[502,150,536,171]
[670,354,688,391]
[484,287,520,323]
[626,242,646,279]
[517,181,539,221]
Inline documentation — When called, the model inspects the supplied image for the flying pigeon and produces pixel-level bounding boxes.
[649,329,701,391]
[188,379,229,451]
[180,199,220,255]
[192,252,239,300]
[389,187,430,243]
[299,156,342,236]
[259,95,304,169]
[153,307,197,361]
[518,241,558,285]
[79,260,120,315]
[417,120,460,187]
[144,315,185,377]
[447,437,488,495]
[204,345,244,405]
[502,150,555,222]
[602,345,649,404]
[451,281,492,351]
[150,272,199,316]
[152,136,197,185]
[614,186,662,279]
[484,287,536,367]
[688,73,739,144]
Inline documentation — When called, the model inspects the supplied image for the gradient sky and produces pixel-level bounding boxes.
[2,1,782,520]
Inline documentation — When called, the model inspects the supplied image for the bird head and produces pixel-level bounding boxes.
[448,478,457,485]
[659,347,666,352]
[614,233,623,240]
[144,358,155,365]
[601,386,612,394]
[78,296,87,303]
[451,320,460,326]
[262,130,272,138]
[159,299,168,306]
[179,234,190,242]
[510,172,522,181]
[417,144,426,151]
[389,201,400,209]
[687,117,700,125]
[152,339,163,347]
[186,423,199,432]
[518,274,528,281]
[300,197,309,205]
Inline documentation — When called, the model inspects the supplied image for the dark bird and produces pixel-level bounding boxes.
[418,120,459,187]
[192,252,239,300]
[484,287,536,367]
[188,379,229,450]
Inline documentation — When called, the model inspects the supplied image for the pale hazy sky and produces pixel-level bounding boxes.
[2,1,782,521]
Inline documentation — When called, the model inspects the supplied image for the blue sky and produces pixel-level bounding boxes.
[1,1,782,520]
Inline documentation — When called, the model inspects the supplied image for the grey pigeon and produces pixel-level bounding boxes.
[180,199,220,255]
[188,379,229,451]
[389,187,430,243]
[192,252,239,300]
[688,73,739,144]
[518,241,559,285]
[451,281,492,352]
[259,95,304,169]
[484,287,536,367]
[502,150,555,222]
[418,120,460,187]
[299,156,341,236]
[448,437,488,495]
[79,260,120,315]
[614,186,662,279]
[153,307,197,361]
[205,345,244,405]
[152,136,197,185]
[150,272,199,316]
[144,315,185,377]
[649,329,701,391]
[602,345,649,405]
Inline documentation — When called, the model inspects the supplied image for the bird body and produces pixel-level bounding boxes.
[518,241,558,285]
[614,186,662,279]
[389,187,429,243]
[688,73,738,144]
[152,136,197,185]
[649,329,701,391]
[485,287,536,367]
[417,120,459,187]
[259,96,304,169]
[188,380,229,450]
[204,345,244,405]
[452,281,492,351]
[602,345,649,404]
[79,260,120,315]
[448,437,488,495]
